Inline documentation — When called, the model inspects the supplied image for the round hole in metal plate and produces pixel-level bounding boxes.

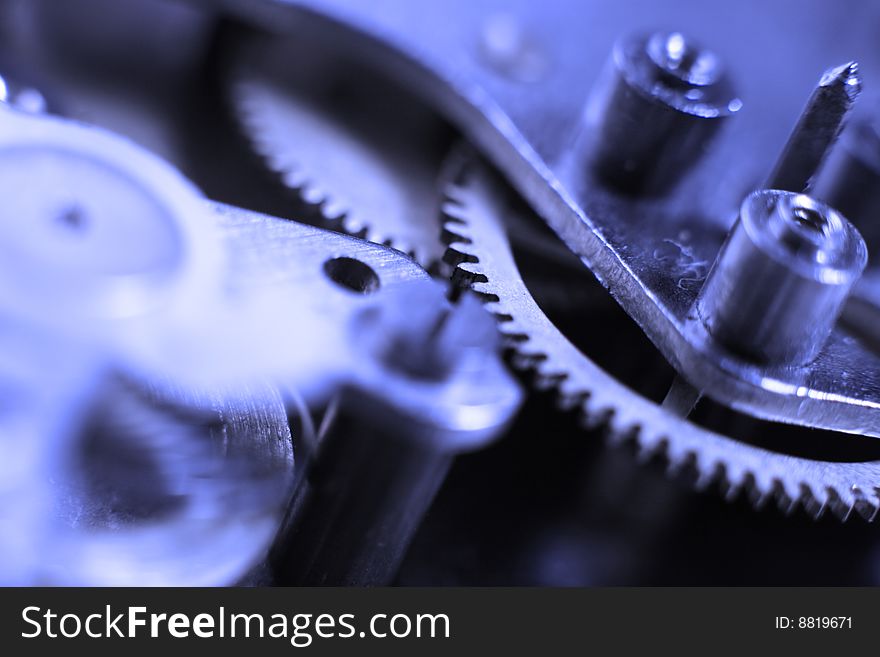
[323,257,380,294]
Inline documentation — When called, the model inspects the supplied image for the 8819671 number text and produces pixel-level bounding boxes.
[774,617,851,630]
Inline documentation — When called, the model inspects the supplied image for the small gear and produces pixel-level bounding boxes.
[441,146,880,521]
[226,30,453,268]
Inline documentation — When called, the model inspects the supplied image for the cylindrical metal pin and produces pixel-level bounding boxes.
[697,190,867,365]
[589,31,741,195]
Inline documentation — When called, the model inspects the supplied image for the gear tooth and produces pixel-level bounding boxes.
[607,423,641,453]
[483,302,511,320]
[523,345,550,361]
[723,476,746,503]
[581,406,614,432]
[848,485,880,521]
[661,440,690,472]
[557,376,586,401]
[872,488,880,521]
[379,235,416,260]
[342,215,367,236]
[405,246,425,262]
[441,199,470,223]
[351,225,370,240]
[718,482,736,501]
[510,350,547,371]
[635,427,666,452]
[814,485,832,509]
[779,478,802,508]
[604,422,632,448]
[866,490,880,522]
[471,283,501,301]
[786,482,804,503]
[769,479,799,516]
[606,410,638,443]
[300,184,326,206]
[506,322,547,348]
[694,461,724,491]
[798,484,825,520]
[441,224,472,247]
[750,470,777,501]
[322,198,348,221]
[276,168,306,193]
[534,370,567,391]
[455,261,488,281]
[665,449,697,479]
[784,499,801,516]
[711,463,738,500]
[450,263,488,291]
[739,472,770,509]
[635,434,667,464]
[471,283,502,306]
[810,486,834,519]
[502,315,530,333]
[721,463,747,495]
[456,260,483,274]
[557,391,590,412]
[603,429,623,448]
[853,498,878,521]
[443,245,476,272]
[443,184,468,207]
[499,331,530,347]
[825,488,854,521]
[751,490,772,510]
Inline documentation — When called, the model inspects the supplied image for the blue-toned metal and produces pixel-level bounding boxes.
[209,0,880,437]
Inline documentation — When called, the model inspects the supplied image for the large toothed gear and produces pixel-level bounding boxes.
[441,148,880,522]
[226,30,452,268]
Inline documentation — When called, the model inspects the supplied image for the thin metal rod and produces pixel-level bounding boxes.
[661,374,702,419]
[766,62,861,193]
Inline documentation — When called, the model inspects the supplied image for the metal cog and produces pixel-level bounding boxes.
[441,147,880,522]
[226,30,452,267]
[47,377,295,585]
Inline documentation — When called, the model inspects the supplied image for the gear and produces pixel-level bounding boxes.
[441,147,880,522]
[227,30,452,267]
[30,375,295,586]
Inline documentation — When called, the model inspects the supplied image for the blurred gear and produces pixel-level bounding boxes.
[49,378,295,586]
[227,29,453,267]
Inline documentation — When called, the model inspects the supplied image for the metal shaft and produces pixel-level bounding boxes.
[271,285,522,585]
[661,375,701,418]
[766,62,861,193]
[271,392,455,586]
